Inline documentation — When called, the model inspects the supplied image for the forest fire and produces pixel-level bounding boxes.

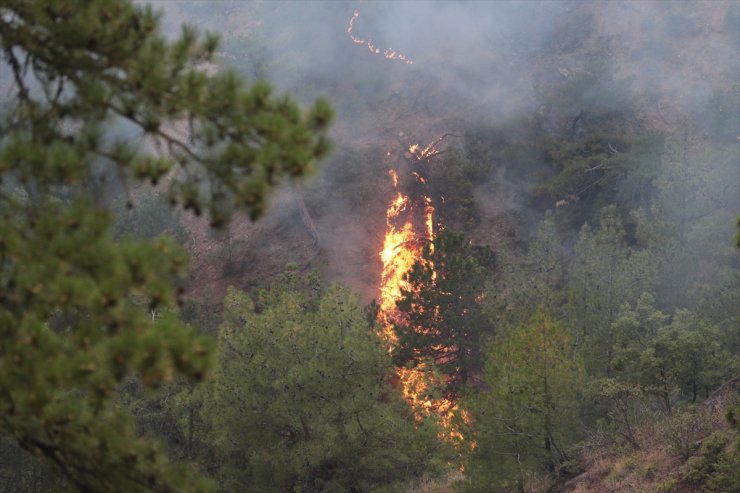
[378,138,466,443]
[377,168,431,345]
[346,0,465,445]
[347,10,413,65]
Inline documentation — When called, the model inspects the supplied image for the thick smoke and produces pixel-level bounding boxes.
[146,0,738,301]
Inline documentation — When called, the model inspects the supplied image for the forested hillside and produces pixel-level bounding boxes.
[0,1,738,492]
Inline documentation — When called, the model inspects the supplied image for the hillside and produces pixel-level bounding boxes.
[1,1,737,492]
[559,378,739,493]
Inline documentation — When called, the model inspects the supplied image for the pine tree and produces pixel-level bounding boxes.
[464,313,583,493]
[612,296,738,413]
[209,269,445,491]
[0,1,332,491]
[568,206,655,375]
[393,229,493,400]
[497,212,567,330]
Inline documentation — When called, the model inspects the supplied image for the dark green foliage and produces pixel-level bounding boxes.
[684,430,740,492]
[393,229,493,400]
[0,197,214,492]
[643,313,736,407]
[613,135,665,211]
[531,60,664,226]
[0,0,332,225]
[685,267,740,355]
[208,269,447,491]
[463,313,583,492]
[468,114,739,487]
[568,206,655,376]
[1,2,737,491]
[611,293,739,413]
[495,212,567,330]
[0,1,332,491]
[116,376,213,468]
[535,129,663,228]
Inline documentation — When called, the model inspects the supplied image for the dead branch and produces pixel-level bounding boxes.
[420,150,446,161]
[584,162,609,173]
[426,133,463,151]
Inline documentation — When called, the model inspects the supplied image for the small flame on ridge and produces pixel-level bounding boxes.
[347,10,414,65]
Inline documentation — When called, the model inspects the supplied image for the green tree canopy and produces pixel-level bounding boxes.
[612,295,738,413]
[494,212,567,330]
[464,313,583,493]
[567,206,655,375]
[208,269,445,491]
[0,1,332,490]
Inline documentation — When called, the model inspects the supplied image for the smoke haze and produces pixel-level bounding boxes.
[144,0,739,301]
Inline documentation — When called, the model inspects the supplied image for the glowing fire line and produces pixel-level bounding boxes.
[347,10,414,65]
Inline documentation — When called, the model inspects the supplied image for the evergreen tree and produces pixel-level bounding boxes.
[496,212,567,330]
[0,1,331,490]
[650,134,740,309]
[533,59,663,225]
[567,206,655,375]
[209,269,446,491]
[612,296,738,413]
[464,313,583,493]
[393,229,493,400]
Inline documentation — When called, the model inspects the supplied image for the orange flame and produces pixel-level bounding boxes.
[378,181,419,345]
[347,10,414,65]
[389,168,398,188]
[378,143,466,444]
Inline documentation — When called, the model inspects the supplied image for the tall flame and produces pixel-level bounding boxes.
[347,10,414,65]
[378,169,426,345]
[378,142,467,443]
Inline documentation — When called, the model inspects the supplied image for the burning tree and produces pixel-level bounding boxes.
[377,134,454,349]
[393,229,493,400]
[376,133,488,441]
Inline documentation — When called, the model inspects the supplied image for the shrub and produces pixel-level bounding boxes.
[684,430,739,492]
[658,406,711,460]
